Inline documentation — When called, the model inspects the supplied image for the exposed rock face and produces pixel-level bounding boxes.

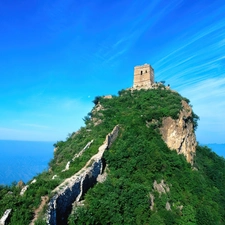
[160,100,197,164]
[61,161,70,172]
[166,202,171,211]
[153,180,170,196]
[72,140,94,161]
[149,180,170,211]
[20,185,29,196]
[149,193,155,210]
[46,125,119,225]
[91,103,104,126]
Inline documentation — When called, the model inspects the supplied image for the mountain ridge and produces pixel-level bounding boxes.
[0,86,224,225]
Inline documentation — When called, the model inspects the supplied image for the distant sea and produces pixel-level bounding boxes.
[205,143,225,158]
[0,140,224,186]
[0,140,54,185]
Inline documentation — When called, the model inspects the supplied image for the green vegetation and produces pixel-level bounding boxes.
[0,87,224,225]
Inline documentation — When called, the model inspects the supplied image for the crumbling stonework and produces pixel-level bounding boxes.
[103,95,112,99]
[61,161,70,172]
[20,185,29,196]
[166,201,171,211]
[72,140,94,161]
[20,179,37,196]
[160,100,197,164]
[97,164,108,183]
[153,180,170,196]
[47,161,103,225]
[46,125,119,225]
[149,180,170,211]
[0,209,11,225]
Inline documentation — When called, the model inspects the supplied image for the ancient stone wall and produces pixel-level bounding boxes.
[47,161,103,225]
[46,125,119,225]
[0,209,11,225]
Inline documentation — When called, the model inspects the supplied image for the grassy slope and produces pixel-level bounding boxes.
[68,88,225,225]
[0,87,224,225]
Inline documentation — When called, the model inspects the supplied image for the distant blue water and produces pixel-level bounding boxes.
[206,143,225,158]
[0,140,54,185]
[0,140,224,186]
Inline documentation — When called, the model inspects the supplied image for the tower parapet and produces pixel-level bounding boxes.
[133,64,154,89]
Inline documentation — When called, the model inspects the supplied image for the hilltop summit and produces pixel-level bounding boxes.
[0,66,224,225]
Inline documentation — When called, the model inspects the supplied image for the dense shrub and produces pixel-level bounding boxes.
[1,88,224,225]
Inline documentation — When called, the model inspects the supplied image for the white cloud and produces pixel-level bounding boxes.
[179,77,225,143]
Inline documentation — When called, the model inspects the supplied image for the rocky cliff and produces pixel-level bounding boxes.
[4,87,222,225]
[160,100,197,164]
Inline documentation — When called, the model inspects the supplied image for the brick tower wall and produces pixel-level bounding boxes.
[133,64,154,88]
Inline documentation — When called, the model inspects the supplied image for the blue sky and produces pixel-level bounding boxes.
[0,0,224,144]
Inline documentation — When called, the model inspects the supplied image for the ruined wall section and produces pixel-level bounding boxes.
[47,161,102,225]
[0,209,11,225]
[46,125,119,225]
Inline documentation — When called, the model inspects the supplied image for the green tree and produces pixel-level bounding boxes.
[149,213,166,225]
[179,205,196,225]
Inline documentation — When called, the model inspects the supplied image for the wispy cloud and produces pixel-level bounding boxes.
[1,0,225,143]
[154,21,225,92]
[181,77,225,108]
[54,0,186,74]
[155,7,225,81]
[180,77,225,143]
[147,1,225,143]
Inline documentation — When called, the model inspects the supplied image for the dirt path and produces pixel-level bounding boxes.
[30,195,49,225]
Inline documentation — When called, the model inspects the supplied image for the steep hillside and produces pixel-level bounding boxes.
[0,86,224,225]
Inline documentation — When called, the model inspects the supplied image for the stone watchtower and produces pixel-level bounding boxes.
[133,64,154,89]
